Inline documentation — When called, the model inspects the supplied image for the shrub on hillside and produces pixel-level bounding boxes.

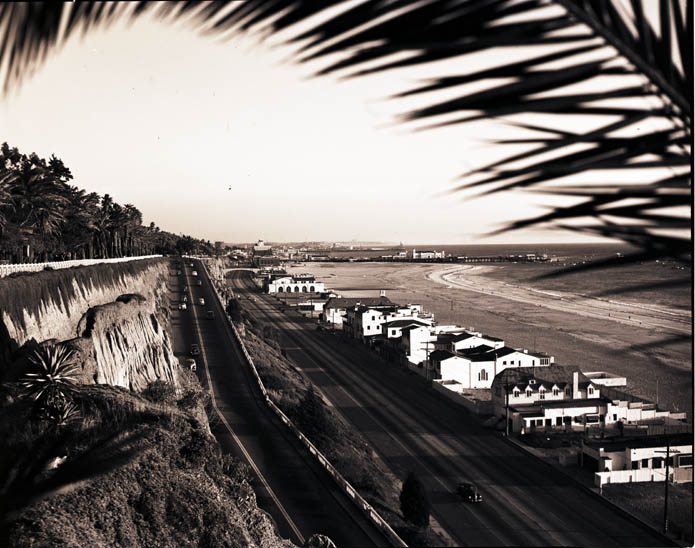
[142,380,176,404]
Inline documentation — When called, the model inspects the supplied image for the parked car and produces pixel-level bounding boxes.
[192,271,198,276]
[197,280,202,286]
[178,303,187,310]
[457,482,482,503]
[198,298,205,305]
[184,358,197,372]
[177,270,182,275]
[205,310,214,319]
[190,344,200,356]
[182,295,188,303]
[183,285,188,292]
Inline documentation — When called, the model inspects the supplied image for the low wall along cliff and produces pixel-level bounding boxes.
[0,258,180,390]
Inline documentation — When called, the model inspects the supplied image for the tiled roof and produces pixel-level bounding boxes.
[493,365,586,389]
[383,318,428,328]
[584,433,693,452]
[324,296,393,310]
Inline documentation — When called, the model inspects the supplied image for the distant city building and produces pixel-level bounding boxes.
[253,239,273,256]
[412,249,445,260]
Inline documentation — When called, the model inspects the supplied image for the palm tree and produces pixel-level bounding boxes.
[0,1,688,273]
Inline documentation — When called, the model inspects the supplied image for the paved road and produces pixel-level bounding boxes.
[231,270,675,547]
[166,259,388,547]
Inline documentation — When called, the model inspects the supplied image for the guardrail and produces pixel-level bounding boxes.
[0,255,163,277]
[200,261,408,548]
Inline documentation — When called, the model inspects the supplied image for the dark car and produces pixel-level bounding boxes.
[205,310,214,319]
[190,344,200,356]
[457,482,482,503]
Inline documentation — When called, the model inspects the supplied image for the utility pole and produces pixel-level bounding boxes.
[505,367,510,437]
[655,440,680,534]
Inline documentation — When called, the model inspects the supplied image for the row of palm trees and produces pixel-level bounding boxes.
[0,142,213,262]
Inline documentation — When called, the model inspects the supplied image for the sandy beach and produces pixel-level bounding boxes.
[293,262,692,415]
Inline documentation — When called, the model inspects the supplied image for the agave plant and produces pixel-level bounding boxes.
[0,1,690,270]
[20,344,80,404]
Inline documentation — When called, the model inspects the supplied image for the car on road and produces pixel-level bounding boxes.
[197,280,202,286]
[182,295,188,303]
[190,344,200,356]
[457,482,482,503]
[192,271,198,276]
[178,303,187,310]
[183,285,188,292]
[177,270,182,275]
[205,310,214,319]
[198,298,205,305]
[184,358,197,372]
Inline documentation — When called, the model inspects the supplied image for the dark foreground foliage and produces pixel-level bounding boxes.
[0,382,290,547]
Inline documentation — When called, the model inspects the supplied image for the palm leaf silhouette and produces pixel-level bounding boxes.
[0,1,690,266]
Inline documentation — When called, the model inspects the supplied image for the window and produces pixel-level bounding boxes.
[631,461,639,470]
[532,360,536,366]
[539,389,545,400]
[310,286,315,292]
[513,389,520,398]
[526,389,532,397]
[679,455,693,467]
[565,387,571,396]
[502,361,507,365]
[277,286,284,293]
[478,370,488,381]
[588,386,594,395]
[642,458,650,468]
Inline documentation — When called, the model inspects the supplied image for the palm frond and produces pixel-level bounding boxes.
[0,1,691,263]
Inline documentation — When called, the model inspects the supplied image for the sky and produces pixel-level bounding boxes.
[0,3,675,245]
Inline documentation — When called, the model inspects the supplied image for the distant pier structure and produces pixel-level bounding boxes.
[455,253,549,264]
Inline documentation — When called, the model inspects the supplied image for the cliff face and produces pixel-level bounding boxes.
[0,259,169,349]
[0,259,179,390]
[69,297,178,390]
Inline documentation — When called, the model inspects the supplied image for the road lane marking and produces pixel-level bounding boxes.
[187,264,306,545]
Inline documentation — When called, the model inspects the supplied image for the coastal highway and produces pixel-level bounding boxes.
[231,270,675,547]
[166,259,388,547]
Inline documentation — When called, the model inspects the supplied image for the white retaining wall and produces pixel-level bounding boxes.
[0,255,163,277]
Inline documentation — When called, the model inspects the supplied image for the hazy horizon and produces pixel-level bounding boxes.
[0,3,670,247]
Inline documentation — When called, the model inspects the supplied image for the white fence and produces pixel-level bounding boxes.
[200,261,407,548]
[595,467,692,488]
[0,255,163,277]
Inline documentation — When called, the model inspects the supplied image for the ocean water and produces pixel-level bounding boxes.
[318,243,632,262]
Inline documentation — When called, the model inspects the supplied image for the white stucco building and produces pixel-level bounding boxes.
[584,434,693,487]
[267,274,325,294]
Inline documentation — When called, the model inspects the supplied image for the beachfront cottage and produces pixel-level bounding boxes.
[400,324,464,368]
[583,434,693,488]
[449,332,505,352]
[491,366,687,435]
[321,296,392,327]
[345,303,433,341]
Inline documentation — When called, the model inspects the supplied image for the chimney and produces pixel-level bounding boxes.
[523,349,528,354]
[380,289,386,297]
[572,371,579,399]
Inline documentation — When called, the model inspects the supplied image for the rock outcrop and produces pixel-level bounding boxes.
[0,259,179,390]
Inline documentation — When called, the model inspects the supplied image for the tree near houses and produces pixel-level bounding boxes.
[399,471,430,529]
